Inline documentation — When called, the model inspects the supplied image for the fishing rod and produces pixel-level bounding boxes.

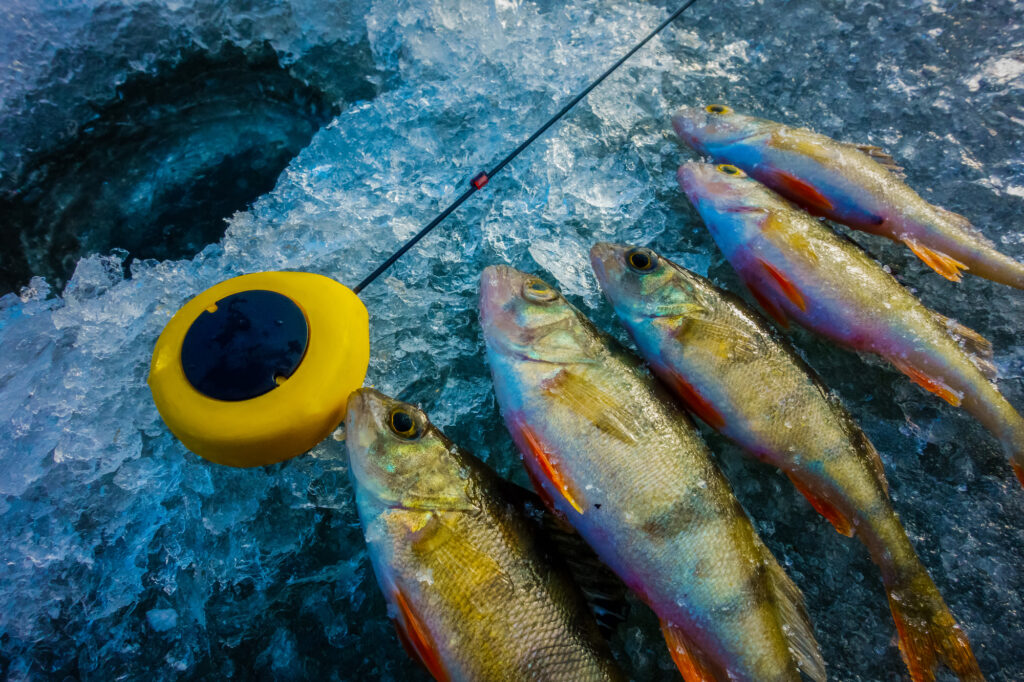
[352,0,701,294]
[150,0,704,468]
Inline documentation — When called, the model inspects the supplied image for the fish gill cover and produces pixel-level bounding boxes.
[0,0,1022,679]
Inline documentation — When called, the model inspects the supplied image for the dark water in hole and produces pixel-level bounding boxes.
[0,44,342,294]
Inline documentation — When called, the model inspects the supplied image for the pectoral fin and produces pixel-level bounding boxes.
[671,316,763,363]
[392,588,450,682]
[765,170,835,215]
[541,369,640,444]
[786,474,854,537]
[891,359,964,407]
[902,238,969,283]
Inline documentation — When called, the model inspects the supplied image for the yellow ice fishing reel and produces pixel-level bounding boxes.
[147,0,701,467]
[148,272,369,467]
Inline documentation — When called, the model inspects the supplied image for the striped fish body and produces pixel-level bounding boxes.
[590,242,983,681]
[672,105,1024,288]
[346,388,623,682]
[676,160,1024,489]
[479,265,825,682]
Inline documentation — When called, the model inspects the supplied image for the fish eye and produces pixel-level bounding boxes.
[523,278,558,303]
[706,104,731,115]
[388,408,421,440]
[626,247,657,272]
[717,164,744,177]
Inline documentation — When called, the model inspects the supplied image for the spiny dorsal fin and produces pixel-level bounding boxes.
[757,541,827,682]
[932,312,998,382]
[853,143,907,178]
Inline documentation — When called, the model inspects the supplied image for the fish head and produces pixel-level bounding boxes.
[677,161,769,255]
[672,104,769,155]
[346,388,475,513]
[479,265,598,365]
[590,242,708,323]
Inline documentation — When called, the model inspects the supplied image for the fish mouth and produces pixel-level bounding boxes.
[346,386,380,422]
[479,263,536,360]
[676,161,705,198]
[588,242,620,288]
[479,264,518,328]
[344,387,386,467]
[671,107,708,153]
[344,387,401,506]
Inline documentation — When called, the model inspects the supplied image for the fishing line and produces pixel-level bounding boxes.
[352,0,701,294]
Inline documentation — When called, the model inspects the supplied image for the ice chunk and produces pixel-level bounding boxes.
[147,609,179,632]
[0,0,1022,679]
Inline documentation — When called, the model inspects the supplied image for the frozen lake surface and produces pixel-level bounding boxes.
[1,0,1022,679]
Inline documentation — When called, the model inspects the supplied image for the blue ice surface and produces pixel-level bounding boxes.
[1,0,1023,679]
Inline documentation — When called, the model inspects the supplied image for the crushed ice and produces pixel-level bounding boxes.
[0,0,1022,679]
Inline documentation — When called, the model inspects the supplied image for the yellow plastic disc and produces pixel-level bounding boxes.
[148,271,369,467]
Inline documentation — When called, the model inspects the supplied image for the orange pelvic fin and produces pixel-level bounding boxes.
[891,359,963,407]
[660,620,717,682]
[902,238,969,283]
[759,259,807,311]
[392,588,450,682]
[520,426,584,515]
[769,171,835,215]
[786,474,854,537]
[1013,460,1024,489]
[662,372,726,431]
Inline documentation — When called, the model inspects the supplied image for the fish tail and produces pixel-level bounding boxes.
[1003,424,1024,489]
[885,573,983,682]
[989,408,1024,488]
[864,515,983,681]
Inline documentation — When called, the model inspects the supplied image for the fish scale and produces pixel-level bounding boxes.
[346,388,623,682]
[672,105,1024,289]
[479,264,825,682]
[674,160,1024,492]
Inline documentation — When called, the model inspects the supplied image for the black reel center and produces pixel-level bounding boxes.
[181,289,309,401]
